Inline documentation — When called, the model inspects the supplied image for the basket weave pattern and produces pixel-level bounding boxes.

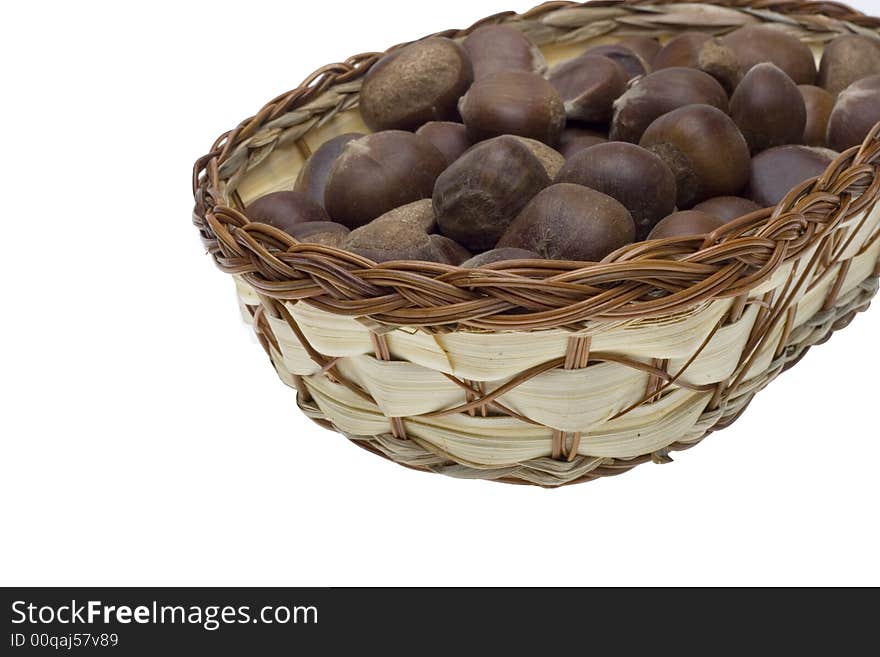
[193,0,880,486]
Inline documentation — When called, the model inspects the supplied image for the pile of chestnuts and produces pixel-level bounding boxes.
[246,25,880,266]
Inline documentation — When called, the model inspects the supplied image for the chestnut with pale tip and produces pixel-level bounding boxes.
[416,122,471,167]
[730,63,806,153]
[287,221,350,248]
[461,248,541,268]
[652,32,741,93]
[557,127,608,159]
[433,136,551,251]
[497,183,635,262]
[430,235,472,265]
[368,199,436,233]
[554,142,676,240]
[746,145,837,207]
[640,104,751,208]
[324,131,447,229]
[458,71,566,145]
[462,24,546,80]
[294,133,363,208]
[245,191,330,234]
[648,211,726,240]
[818,34,880,97]
[582,44,649,80]
[721,25,817,85]
[826,74,880,152]
[359,37,473,132]
[610,67,729,144]
[548,54,629,123]
[692,196,762,223]
[798,85,835,147]
[342,214,441,263]
[514,137,565,178]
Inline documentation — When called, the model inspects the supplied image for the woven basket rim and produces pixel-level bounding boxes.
[192,0,880,332]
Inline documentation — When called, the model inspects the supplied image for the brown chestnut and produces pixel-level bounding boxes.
[498,183,635,261]
[610,67,729,143]
[514,137,565,178]
[461,247,541,267]
[287,221,350,247]
[548,54,629,123]
[647,211,726,240]
[730,63,806,153]
[415,122,471,167]
[294,133,363,207]
[430,235,472,265]
[462,24,546,80]
[324,131,446,229]
[433,136,550,251]
[826,74,880,152]
[692,196,761,223]
[554,142,676,239]
[557,127,608,159]
[798,85,835,147]
[342,217,440,263]
[615,36,662,66]
[245,191,330,234]
[721,26,817,85]
[746,145,837,207]
[640,104,751,208]
[368,198,436,233]
[818,34,880,97]
[359,38,473,131]
[652,32,741,93]
[458,71,566,144]
[582,44,649,80]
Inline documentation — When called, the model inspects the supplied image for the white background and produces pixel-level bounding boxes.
[1,0,878,587]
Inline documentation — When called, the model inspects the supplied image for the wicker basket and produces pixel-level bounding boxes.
[192,0,880,487]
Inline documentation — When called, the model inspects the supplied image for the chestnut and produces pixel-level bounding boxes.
[818,34,880,97]
[554,142,676,239]
[746,145,837,207]
[798,85,835,147]
[416,122,471,167]
[647,211,726,240]
[342,217,440,263]
[359,38,473,131]
[548,54,629,123]
[558,130,608,160]
[514,137,565,178]
[369,198,436,233]
[245,191,330,234]
[730,63,806,153]
[615,36,662,66]
[610,67,729,143]
[721,25,817,85]
[433,135,550,251]
[430,235,472,265]
[826,74,880,152]
[582,44,649,80]
[324,131,446,229]
[692,196,761,223]
[462,24,546,80]
[497,183,635,261]
[640,104,751,208]
[287,221,350,248]
[458,71,566,144]
[652,32,741,93]
[294,133,363,207]
[461,248,541,267]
